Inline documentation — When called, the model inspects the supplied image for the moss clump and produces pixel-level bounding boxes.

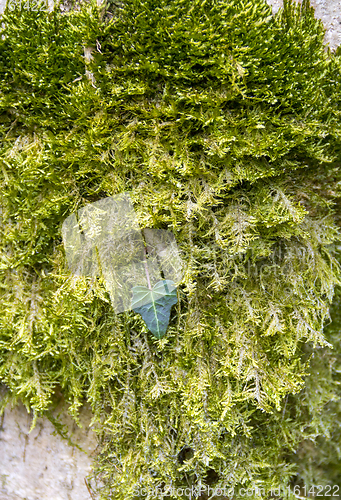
[0,0,341,498]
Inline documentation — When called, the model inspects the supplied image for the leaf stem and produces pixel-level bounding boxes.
[144,246,152,290]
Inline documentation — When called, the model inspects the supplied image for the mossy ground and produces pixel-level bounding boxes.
[0,0,341,498]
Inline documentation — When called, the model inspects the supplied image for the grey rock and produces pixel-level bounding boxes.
[0,398,97,500]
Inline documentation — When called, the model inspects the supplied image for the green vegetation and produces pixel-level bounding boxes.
[131,280,178,339]
[0,0,340,497]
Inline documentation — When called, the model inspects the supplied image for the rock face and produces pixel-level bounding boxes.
[0,1,340,499]
[0,397,97,500]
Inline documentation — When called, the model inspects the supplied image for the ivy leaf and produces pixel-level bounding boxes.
[131,279,177,339]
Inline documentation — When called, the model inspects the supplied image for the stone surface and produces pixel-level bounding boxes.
[0,396,98,500]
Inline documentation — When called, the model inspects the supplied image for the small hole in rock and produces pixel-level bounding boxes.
[204,468,219,485]
[177,446,194,464]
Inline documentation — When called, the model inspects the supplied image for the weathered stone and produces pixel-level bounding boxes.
[0,395,97,500]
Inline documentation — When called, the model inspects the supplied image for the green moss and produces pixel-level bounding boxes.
[0,0,341,497]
